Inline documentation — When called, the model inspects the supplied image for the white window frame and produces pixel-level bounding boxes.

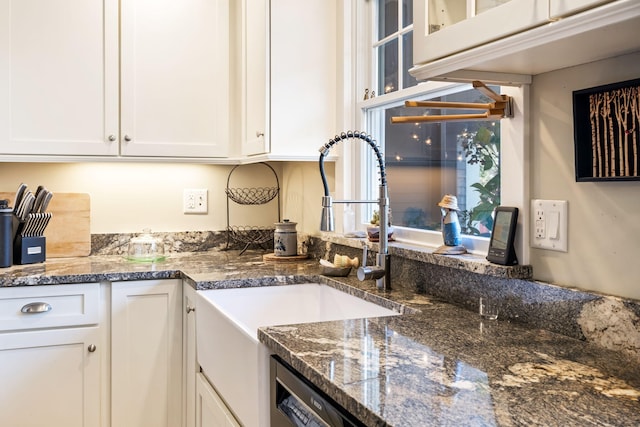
[345,0,530,261]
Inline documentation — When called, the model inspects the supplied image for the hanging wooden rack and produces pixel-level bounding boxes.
[390,80,513,124]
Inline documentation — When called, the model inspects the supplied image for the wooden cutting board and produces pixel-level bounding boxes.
[0,192,91,258]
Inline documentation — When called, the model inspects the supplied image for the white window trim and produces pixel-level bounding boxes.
[335,0,531,261]
[357,82,496,255]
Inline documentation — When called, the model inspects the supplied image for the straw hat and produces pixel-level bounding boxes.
[437,194,459,210]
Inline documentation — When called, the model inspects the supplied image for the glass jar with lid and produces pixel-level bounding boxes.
[127,229,166,262]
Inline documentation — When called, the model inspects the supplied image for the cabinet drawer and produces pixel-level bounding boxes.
[0,283,100,332]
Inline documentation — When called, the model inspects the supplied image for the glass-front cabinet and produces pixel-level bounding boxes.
[549,0,615,19]
[426,0,514,33]
[414,0,549,66]
[413,0,620,70]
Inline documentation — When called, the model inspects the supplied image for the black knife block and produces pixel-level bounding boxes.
[14,236,46,265]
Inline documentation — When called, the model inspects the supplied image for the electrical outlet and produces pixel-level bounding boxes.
[530,199,568,252]
[183,189,208,214]
[535,208,545,238]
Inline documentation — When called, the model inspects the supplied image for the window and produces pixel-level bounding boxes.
[358,0,505,252]
[367,87,501,235]
[375,0,416,95]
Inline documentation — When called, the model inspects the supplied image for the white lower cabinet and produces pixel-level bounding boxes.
[0,284,102,427]
[0,327,102,427]
[1,279,198,427]
[184,282,198,427]
[111,279,183,427]
[196,373,241,427]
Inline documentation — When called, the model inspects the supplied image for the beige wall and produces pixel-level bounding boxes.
[0,162,281,234]
[0,161,324,236]
[530,52,640,300]
[281,162,332,235]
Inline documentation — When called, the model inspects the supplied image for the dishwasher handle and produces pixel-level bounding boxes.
[272,356,363,427]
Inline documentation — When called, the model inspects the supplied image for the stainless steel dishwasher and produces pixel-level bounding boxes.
[270,356,365,427]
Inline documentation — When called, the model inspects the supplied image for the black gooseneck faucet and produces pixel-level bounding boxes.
[318,131,391,291]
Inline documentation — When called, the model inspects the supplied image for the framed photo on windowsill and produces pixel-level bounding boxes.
[573,78,640,182]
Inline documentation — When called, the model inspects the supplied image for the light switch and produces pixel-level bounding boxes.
[530,200,568,252]
[548,211,559,239]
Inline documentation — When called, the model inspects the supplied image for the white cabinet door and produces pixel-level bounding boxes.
[241,0,270,156]
[0,327,101,427]
[0,0,119,156]
[0,283,102,427]
[111,279,183,427]
[120,0,230,158]
[1,0,229,159]
[240,0,336,159]
[414,0,549,65]
[196,373,241,427]
[270,0,336,158]
[549,0,615,18]
[184,282,198,427]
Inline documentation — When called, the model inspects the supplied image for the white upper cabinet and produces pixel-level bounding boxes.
[237,0,337,160]
[0,0,229,159]
[549,0,615,19]
[120,0,229,158]
[414,0,549,65]
[0,0,119,156]
[240,0,269,157]
[411,0,640,81]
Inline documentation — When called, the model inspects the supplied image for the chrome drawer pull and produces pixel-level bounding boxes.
[21,302,52,314]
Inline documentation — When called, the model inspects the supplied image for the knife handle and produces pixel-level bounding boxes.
[39,191,53,213]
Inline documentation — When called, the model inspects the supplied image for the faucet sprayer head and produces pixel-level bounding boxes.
[320,196,334,231]
[318,130,386,231]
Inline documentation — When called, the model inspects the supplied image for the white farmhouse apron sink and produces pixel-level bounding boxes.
[195,283,399,427]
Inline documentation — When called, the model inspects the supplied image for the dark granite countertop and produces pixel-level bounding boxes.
[260,295,640,426]
[2,251,639,426]
[0,250,318,287]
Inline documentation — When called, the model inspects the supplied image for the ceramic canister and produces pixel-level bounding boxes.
[274,220,297,256]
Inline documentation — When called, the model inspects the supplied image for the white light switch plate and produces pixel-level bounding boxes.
[530,199,568,252]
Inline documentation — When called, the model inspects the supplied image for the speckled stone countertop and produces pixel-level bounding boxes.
[260,289,640,426]
[2,251,640,426]
[0,250,317,287]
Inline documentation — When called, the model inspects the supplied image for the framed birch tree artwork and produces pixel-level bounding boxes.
[573,78,640,181]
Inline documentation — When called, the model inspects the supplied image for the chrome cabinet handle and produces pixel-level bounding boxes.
[123,135,132,142]
[88,344,97,353]
[108,135,117,142]
[21,302,52,314]
[186,305,195,314]
[256,131,264,138]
